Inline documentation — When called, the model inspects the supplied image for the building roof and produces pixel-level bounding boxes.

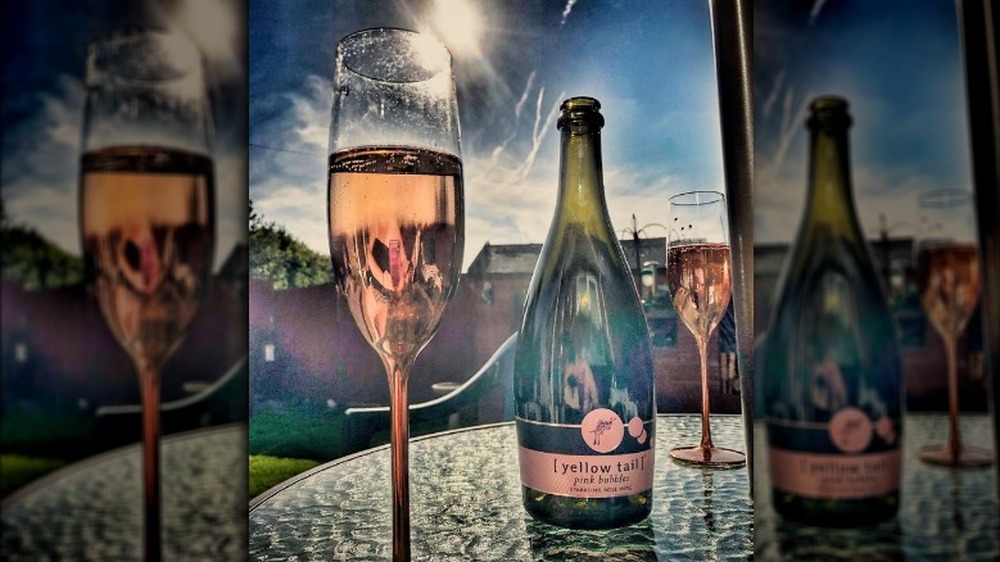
[619,237,666,269]
[467,243,542,276]
[467,237,668,277]
[754,237,915,277]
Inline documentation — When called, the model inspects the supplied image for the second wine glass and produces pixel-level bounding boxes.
[327,28,464,561]
[666,191,744,467]
[915,189,991,467]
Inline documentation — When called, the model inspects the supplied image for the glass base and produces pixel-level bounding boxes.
[669,446,745,468]
[918,444,993,467]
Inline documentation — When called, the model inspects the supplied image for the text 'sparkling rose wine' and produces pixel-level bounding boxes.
[328,146,464,368]
[514,97,656,529]
[762,97,903,526]
[81,146,215,369]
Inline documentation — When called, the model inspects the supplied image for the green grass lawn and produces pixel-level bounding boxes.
[249,455,321,498]
[1,455,68,497]
[249,402,346,499]
[249,407,345,460]
[247,400,465,499]
[1,408,96,457]
[1,406,97,498]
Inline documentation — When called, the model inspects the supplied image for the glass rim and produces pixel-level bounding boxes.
[336,27,453,85]
[668,190,726,206]
[918,188,973,209]
[87,25,202,85]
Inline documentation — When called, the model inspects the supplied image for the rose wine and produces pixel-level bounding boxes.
[763,97,902,526]
[328,146,464,368]
[666,242,732,341]
[81,146,215,369]
[914,223,990,466]
[515,98,655,529]
[917,243,981,340]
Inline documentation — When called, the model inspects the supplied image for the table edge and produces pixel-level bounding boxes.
[248,413,746,512]
[1,422,247,509]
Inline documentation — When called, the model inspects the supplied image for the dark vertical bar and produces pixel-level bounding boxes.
[957,0,1000,493]
[141,369,162,562]
[708,0,754,492]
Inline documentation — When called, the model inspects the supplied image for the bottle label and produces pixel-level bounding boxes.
[767,409,901,499]
[517,408,654,498]
[769,447,900,498]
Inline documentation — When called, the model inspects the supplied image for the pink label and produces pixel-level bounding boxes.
[518,447,654,498]
[770,447,900,499]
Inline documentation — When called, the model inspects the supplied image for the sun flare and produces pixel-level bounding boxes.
[172,0,237,61]
[424,0,483,58]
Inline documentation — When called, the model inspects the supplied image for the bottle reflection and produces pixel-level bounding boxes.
[949,470,965,532]
[701,470,717,537]
[562,338,600,416]
[525,518,659,561]
[774,517,903,561]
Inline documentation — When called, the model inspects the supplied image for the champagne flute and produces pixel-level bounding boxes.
[666,191,744,467]
[327,28,464,560]
[916,189,991,467]
[79,28,215,561]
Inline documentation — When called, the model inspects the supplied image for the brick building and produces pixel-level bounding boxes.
[249,238,744,415]
[1,246,249,413]
[754,237,988,412]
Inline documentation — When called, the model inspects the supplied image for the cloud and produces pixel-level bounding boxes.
[249,74,331,253]
[754,155,954,246]
[169,0,242,71]
[213,149,249,264]
[462,135,685,270]
[3,75,84,255]
[4,71,245,267]
[463,150,558,266]
[516,86,565,180]
[561,0,579,27]
[808,0,829,26]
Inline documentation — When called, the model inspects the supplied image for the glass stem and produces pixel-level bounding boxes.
[944,335,963,462]
[389,362,411,562]
[698,336,714,450]
[140,364,162,562]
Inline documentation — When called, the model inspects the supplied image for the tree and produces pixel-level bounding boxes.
[0,198,83,289]
[248,200,333,289]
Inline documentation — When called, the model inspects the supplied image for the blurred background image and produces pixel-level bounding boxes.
[754,1,999,559]
[754,0,987,413]
[2,1,248,559]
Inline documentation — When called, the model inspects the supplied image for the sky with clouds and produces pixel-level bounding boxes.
[755,0,972,245]
[2,0,247,270]
[6,1,964,274]
[249,0,726,270]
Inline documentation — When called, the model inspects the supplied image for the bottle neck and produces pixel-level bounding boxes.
[557,122,608,230]
[805,124,863,239]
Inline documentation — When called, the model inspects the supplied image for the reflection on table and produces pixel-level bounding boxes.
[0,424,247,561]
[250,414,752,561]
[755,414,999,560]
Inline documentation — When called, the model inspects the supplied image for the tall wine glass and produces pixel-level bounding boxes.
[327,28,464,560]
[79,28,215,561]
[666,191,744,467]
[916,189,991,467]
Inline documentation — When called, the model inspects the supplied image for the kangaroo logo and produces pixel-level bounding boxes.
[590,418,616,446]
[581,409,624,453]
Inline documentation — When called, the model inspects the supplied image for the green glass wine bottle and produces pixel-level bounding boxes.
[514,97,656,529]
[763,96,904,526]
